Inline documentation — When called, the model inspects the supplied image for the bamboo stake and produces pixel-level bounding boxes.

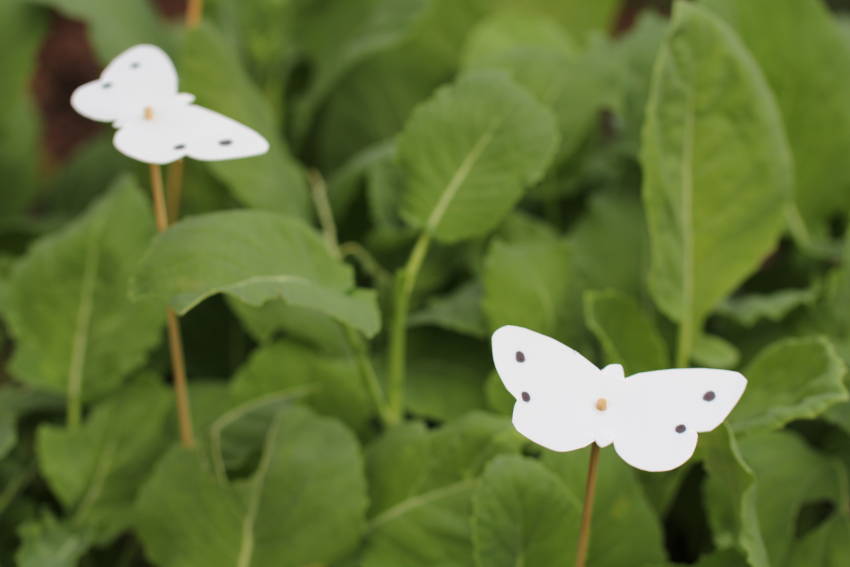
[575,443,601,567]
[185,0,204,29]
[166,159,185,224]
[149,162,196,448]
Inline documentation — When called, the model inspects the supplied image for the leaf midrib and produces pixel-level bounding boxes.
[424,124,498,234]
[67,222,104,417]
[368,479,475,530]
[236,412,283,567]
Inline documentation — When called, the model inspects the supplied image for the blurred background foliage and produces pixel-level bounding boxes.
[3,0,850,566]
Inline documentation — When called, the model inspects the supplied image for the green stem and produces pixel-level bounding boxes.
[307,168,391,425]
[386,230,432,423]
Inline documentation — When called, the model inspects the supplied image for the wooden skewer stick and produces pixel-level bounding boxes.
[148,156,196,448]
[575,443,601,567]
[186,0,204,28]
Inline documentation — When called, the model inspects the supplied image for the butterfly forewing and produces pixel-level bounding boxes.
[491,325,599,452]
[71,45,181,125]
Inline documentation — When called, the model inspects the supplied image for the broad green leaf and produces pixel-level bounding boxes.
[230,339,373,435]
[405,329,490,421]
[409,281,488,339]
[229,299,352,354]
[36,376,172,543]
[787,514,850,567]
[641,3,791,359]
[362,412,521,567]
[482,237,583,346]
[738,431,843,565]
[692,333,740,369]
[543,446,666,566]
[398,72,558,242]
[30,0,167,59]
[701,427,769,567]
[716,287,819,327]
[309,0,498,169]
[15,514,92,567]
[472,455,581,567]
[584,289,669,374]
[462,11,612,162]
[131,210,380,336]
[693,550,750,567]
[181,24,309,218]
[523,0,622,42]
[703,0,850,243]
[731,337,848,434]
[292,0,429,139]
[0,1,45,220]
[0,386,62,461]
[137,406,367,567]
[365,421,430,517]
[5,180,164,402]
[568,189,649,300]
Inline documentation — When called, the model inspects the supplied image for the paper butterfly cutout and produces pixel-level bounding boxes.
[70,44,269,165]
[491,326,747,472]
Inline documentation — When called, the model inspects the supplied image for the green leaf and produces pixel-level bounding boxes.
[701,426,769,567]
[398,72,559,242]
[641,3,791,360]
[36,376,172,543]
[405,329,489,421]
[0,1,46,220]
[0,386,62,461]
[787,514,850,567]
[131,210,380,336]
[230,339,373,435]
[731,337,848,434]
[365,421,430,517]
[739,431,843,565]
[137,406,367,567]
[180,24,310,219]
[716,287,819,327]
[543,446,667,566]
[584,289,669,374]
[482,236,583,345]
[692,333,740,369]
[30,0,168,60]
[461,11,616,164]
[568,189,650,300]
[292,0,430,139]
[409,281,488,339]
[229,299,352,354]
[15,514,92,567]
[472,455,581,567]
[5,179,164,402]
[703,0,850,243]
[362,412,522,567]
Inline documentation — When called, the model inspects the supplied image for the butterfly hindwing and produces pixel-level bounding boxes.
[71,44,181,125]
[113,103,269,165]
[491,325,599,452]
[612,369,747,472]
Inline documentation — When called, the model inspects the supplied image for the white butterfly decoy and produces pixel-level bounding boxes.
[70,44,269,165]
[491,326,747,472]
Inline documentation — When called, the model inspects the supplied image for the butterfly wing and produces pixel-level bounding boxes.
[492,325,600,452]
[612,369,747,472]
[113,104,269,164]
[71,44,182,125]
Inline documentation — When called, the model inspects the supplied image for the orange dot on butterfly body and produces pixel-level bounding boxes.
[596,398,607,411]
[144,106,154,120]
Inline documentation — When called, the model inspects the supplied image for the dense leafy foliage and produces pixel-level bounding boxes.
[3,0,850,565]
